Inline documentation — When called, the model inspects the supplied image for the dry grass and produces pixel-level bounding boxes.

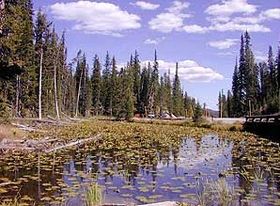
[0,124,26,141]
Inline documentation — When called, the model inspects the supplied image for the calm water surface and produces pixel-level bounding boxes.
[0,135,279,205]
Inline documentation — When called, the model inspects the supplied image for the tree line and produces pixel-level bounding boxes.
[219,31,280,117]
[0,1,203,120]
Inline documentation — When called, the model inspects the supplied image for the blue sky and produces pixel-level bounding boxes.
[34,0,280,109]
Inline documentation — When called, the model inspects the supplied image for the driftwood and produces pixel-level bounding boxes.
[11,123,40,132]
[0,134,102,153]
[0,181,17,187]
[45,134,102,153]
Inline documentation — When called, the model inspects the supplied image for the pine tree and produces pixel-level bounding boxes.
[277,45,280,112]
[74,51,88,117]
[18,0,36,117]
[164,71,173,115]
[91,55,101,115]
[132,51,141,113]
[101,51,112,115]
[232,58,241,117]
[244,31,257,115]
[34,10,49,118]
[111,56,118,116]
[139,65,150,116]
[266,46,278,113]
[238,34,246,116]
[172,62,184,116]
[148,50,159,116]
[193,102,203,122]
[124,68,135,120]
[268,46,276,95]
[226,90,232,117]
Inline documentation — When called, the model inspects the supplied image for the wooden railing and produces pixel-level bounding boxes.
[245,114,280,124]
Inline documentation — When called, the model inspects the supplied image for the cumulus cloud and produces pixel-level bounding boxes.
[208,39,239,49]
[144,37,165,45]
[148,0,275,34]
[133,1,160,10]
[208,22,270,32]
[260,8,280,20]
[205,0,257,16]
[179,0,275,34]
[255,51,267,62]
[50,1,141,36]
[217,51,236,56]
[183,24,208,33]
[141,59,224,83]
[148,1,191,33]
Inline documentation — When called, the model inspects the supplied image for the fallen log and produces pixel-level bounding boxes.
[0,134,101,153]
[11,123,38,132]
[44,134,102,153]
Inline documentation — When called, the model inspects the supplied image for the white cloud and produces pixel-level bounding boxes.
[202,1,278,33]
[260,8,280,20]
[255,55,267,62]
[208,39,239,49]
[149,13,185,33]
[255,51,267,62]
[148,1,191,33]
[208,21,270,33]
[217,51,236,56]
[183,24,208,33]
[144,37,165,45]
[205,0,257,16]
[50,1,141,36]
[133,1,159,10]
[166,0,190,14]
[141,59,224,83]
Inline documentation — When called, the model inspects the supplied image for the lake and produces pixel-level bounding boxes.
[0,133,280,205]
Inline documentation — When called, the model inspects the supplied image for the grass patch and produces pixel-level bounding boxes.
[0,124,26,141]
[85,183,102,206]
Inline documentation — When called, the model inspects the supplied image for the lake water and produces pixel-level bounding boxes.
[0,135,279,205]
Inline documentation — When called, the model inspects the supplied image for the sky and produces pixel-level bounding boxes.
[34,0,280,109]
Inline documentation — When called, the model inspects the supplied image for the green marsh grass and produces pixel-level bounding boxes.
[85,183,102,206]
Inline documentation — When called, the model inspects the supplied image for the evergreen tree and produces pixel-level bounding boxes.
[277,45,280,112]
[148,50,159,115]
[266,46,278,113]
[91,55,101,115]
[244,31,257,115]
[74,51,88,117]
[172,62,184,116]
[101,51,112,115]
[111,56,118,116]
[139,65,150,116]
[164,71,173,115]
[193,102,203,122]
[132,51,141,113]
[232,59,242,117]
[238,34,246,116]
[226,90,232,118]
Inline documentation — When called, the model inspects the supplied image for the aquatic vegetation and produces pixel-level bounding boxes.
[0,120,279,205]
[209,178,236,206]
[85,183,102,206]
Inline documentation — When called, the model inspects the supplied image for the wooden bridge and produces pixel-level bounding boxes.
[245,114,280,124]
[244,113,280,141]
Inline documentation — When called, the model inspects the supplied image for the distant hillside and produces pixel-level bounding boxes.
[207,109,219,118]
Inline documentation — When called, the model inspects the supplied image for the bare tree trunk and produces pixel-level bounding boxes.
[15,75,20,117]
[39,49,43,120]
[75,68,83,117]
[54,60,60,120]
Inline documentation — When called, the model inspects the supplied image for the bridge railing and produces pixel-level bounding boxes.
[245,115,280,124]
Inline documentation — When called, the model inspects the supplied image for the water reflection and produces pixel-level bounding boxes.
[0,136,279,205]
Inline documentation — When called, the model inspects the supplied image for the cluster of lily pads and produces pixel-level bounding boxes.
[0,120,279,205]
